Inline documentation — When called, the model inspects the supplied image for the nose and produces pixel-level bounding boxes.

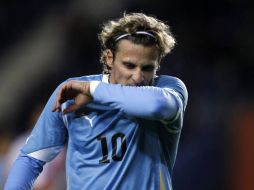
[132,69,144,85]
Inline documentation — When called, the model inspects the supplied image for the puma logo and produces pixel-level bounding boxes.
[83,115,96,127]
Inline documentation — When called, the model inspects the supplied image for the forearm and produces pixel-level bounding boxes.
[4,153,45,190]
[91,82,182,120]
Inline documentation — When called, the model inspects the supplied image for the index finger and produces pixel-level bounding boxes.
[52,82,67,112]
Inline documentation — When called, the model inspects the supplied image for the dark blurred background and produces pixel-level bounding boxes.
[0,0,254,190]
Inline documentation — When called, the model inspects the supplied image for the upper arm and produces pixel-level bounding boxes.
[22,84,67,162]
[154,76,188,135]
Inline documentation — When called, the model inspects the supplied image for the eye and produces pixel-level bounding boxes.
[123,62,136,69]
[142,65,156,72]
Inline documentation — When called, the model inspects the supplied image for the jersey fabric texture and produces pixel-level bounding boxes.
[4,74,188,190]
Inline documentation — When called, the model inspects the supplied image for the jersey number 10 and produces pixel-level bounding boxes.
[97,133,127,163]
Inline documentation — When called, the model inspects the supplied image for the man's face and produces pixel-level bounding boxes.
[106,40,160,86]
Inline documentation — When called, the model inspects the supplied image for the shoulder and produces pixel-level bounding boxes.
[66,74,103,82]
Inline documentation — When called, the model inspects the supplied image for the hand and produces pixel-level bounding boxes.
[52,80,92,114]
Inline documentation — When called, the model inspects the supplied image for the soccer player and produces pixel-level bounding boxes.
[4,12,188,190]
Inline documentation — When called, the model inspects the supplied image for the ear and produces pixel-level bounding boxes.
[105,49,114,68]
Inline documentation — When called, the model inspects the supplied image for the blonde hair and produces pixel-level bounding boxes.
[98,12,176,74]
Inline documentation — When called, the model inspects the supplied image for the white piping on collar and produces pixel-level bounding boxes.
[102,74,109,83]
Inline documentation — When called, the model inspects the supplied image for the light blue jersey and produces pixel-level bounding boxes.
[5,74,188,190]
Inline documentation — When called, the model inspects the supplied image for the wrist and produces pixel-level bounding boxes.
[80,81,91,96]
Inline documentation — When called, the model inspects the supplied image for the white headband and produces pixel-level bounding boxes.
[115,31,156,42]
